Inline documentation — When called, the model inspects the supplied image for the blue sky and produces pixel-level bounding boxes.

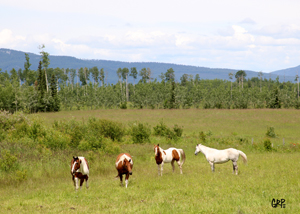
[1,0,300,72]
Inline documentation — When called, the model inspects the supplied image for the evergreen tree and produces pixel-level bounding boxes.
[50,74,60,111]
[37,61,47,112]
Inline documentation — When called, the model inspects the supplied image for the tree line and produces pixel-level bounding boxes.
[0,49,300,113]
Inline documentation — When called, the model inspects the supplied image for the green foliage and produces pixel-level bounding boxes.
[0,150,19,172]
[173,124,183,137]
[199,131,206,142]
[50,74,60,112]
[129,122,151,143]
[267,87,281,108]
[153,121,183,140]
[266,126,276,138]
[119,102,127,109]
[43,129,71,150]
[87,117,125,141]
[53,118,85,148]
[263,138,272,151]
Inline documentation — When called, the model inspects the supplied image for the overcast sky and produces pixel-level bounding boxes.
[1,0,300,72]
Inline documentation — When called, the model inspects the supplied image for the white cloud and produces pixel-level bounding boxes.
[1,0,300,71]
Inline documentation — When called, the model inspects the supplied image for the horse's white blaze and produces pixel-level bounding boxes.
[115,154,133,167]
[71,162,77,173]
[76,156,89,176]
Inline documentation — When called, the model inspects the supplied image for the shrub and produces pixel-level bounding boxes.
[44,129,71,150]
[266,126,276,138]
[15,169,28,182]
[129,122,151,143]
[173,124,183,137]
[120,102,127,109]
[88,118,125,141]
[102,141,121,154]
[153,121,170,136]
[53,119,85,148]
[0,150,19,172]
[153,121,183,140]
[264,139,272,151]
[199,131,206,142]
[78,139,92,151]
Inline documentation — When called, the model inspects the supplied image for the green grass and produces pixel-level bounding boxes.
[0,144,299,213]
[1,109,300,213]
[39,109,300,139]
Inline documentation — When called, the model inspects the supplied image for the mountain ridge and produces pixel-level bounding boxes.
[0,48,298,83]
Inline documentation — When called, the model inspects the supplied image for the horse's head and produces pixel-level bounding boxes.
[71,156,81,174]
[154,144,160,156]
[123,158,133,175]
[195,144,201,155]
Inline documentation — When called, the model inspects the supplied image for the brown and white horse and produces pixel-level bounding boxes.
[115,153,133,188]
[71,156,89,191]
[154,144,186,176]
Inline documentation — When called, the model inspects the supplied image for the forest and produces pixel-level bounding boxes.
[0,51,300,113]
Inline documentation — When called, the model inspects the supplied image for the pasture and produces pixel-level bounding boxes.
[0,109,299,213]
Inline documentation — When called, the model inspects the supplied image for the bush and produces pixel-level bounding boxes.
[88,118,125,141]
[44,129,71,150]
[199,131,206,142]
[78,134,104,151]
[153,121,183,140]
[53,119,85,148]
[266,126,276,138]
[129,122,151,143]
[153,121,170,136]
[264,139,272,151]
[120,102,127,109]
[0,150,19,172]
[173,124,183,137]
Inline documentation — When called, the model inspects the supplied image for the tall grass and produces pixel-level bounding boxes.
[0,109,299,213]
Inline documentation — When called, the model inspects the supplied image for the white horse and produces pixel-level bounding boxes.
[194,144,247,175]
[154,144,186,176]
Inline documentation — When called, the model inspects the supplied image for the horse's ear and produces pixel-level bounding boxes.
[157,144,159,147]
[80,160,82,163]
[73,156,75,159]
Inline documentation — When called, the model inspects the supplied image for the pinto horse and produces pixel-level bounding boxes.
[115,153,133,188]
[154,144,186,176]
[71,156,89,190]
[194,144,247,175]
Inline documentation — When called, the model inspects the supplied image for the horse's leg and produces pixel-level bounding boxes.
[209,161,214,172]
[72,175,75,188]
[232,161,238,175]
[176,160,183,174]
[171,160,175,172]
[157,164,160,176]
[160,162,164,176]
[85,175,89,189]
[74,177,79,190]
[119,174,123,186]
[80,178,84,190]
[125,173,130,188]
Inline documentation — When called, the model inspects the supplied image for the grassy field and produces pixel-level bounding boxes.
[1,109,299,213]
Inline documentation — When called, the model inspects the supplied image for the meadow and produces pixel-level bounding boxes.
[0,109,299,213]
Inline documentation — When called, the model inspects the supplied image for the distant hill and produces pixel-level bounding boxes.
[0,48,297,83]
[270,65,300,78]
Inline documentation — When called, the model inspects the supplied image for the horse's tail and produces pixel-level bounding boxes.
[238,150,247,164]
[178,149,186,165]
